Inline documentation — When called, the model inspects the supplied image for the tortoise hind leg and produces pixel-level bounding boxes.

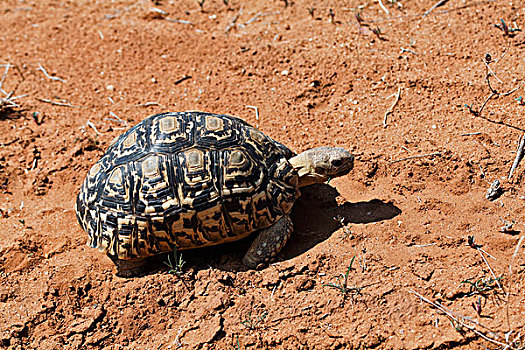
[242,215,293,269]
[109,256,148,277]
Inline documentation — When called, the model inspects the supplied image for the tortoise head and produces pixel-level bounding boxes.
[289,146,354,187]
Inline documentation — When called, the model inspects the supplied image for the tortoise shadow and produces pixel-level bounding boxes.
[0,108,26,121]
[281,184,401,260]
[151,184,401,274]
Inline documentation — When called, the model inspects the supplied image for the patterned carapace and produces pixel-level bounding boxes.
[76,112,299,260]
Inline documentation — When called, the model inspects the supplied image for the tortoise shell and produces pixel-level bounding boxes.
[75,111,299,260]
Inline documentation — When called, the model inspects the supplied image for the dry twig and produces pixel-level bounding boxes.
[107,111,127,126]
[174,76,192,85]
[400,47,418,55]
[244,11,278,26]
[133,102,160,107]
[37,63,66,82]
[225,7,243,34]
[377,0,389,15]
[423,0,450,17]
[165,18,194,25]
[362,0,499,24]
[408,289,511,348]
[86,121,101,135]
[383,86,401,127]
[246,105,259,122]
[508,133,525,180]
[466,46,522,120]
[486,179,502,200]
[35,97,85,108]
[467,236,505,295]
[0,64,10,90]
[0,63,26,111]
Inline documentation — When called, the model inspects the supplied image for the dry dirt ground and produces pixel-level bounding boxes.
[0,0,524,349]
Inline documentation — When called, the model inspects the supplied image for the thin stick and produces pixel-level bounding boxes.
[483,59,503,84]
[508,133,525,179]
[0,64,10,90]
[400,47,418,55]
[108,111,126,125]
[150,7,167,15]
[165,18,194,25]
[412,243,437,248]
[225,7,243,34]
[377,0,389,14]
[479,165,487,179]
[0,97,20,109]
[1,93,27,104]
[246,105,259,122]
[485,72,521,98]
[37,63,66,82]
[133,102,160,107]
[35,97,85,108]
[423,0,450,17]
[0,137,19,147]
[476,92,497,117]
[363,0,498,24]
[245,12,262,25]
[461,132,481,136]
[383,86,401,127]
[512,236,523,260]
[86,121,101,135]
[475,249,504,293]
[471,49,522,118]
[173,76,191,85]
[408,289,509,348]
[503,234,525,342]
[1,92,14,106]
[389,152,441,164]
[0,63,27,111]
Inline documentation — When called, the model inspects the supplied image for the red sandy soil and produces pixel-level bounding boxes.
[0,0,524,349]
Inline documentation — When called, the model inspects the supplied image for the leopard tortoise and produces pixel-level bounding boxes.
[76,111,354,276]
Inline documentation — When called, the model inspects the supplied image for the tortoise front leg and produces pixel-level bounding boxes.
[242,215,293,269]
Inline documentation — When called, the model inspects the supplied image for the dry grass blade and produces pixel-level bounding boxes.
[0,63,26,111]
[408,289,514,348]
[467,236,504,294]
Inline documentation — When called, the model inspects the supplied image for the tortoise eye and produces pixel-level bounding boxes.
[332,159,343,167]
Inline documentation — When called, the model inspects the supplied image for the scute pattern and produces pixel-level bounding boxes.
[76,111,299,260]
